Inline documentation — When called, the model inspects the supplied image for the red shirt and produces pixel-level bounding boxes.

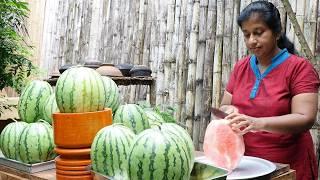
[226,54,320,180]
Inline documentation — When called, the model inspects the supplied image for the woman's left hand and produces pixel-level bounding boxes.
[225,112,260,135]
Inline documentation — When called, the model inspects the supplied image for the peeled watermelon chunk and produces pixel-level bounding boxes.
[203,119,245,171]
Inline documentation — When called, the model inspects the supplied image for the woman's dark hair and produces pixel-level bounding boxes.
[237,1,295,54]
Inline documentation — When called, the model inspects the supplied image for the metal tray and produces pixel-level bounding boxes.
[0,157,55,173]
[90,160,228,180]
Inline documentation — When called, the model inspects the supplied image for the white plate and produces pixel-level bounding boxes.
[195,156,276,180]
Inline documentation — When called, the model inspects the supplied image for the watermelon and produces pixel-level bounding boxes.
[144,110,165,127]
[0,121,28,160]
[160,123,195,168]
[42,94,59,124]
[113,104,150,134]
[127,125,194,180]
[18,121,55,164]
[101,76,120,113]
[91,124,135,178]
[18,80,53,123]
[55,66,106,113]
[203,120,245,171]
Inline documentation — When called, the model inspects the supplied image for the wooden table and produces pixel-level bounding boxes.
[0,158,296,180]
[45,76,156,105]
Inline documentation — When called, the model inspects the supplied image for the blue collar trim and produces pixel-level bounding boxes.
[249,48,290,99]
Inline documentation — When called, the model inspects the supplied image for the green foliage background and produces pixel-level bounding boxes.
[0,0,35,94]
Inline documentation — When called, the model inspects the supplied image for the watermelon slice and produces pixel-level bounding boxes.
[203,119,245,171]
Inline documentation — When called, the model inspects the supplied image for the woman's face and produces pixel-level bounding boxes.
[241,14,280,62]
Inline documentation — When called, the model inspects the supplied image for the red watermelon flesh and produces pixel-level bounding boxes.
[203,119,245,171]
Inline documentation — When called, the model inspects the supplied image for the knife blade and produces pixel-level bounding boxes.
[210,107,229,119]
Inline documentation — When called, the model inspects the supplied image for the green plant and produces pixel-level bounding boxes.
[0,0,35,94]
[0,94,13,116]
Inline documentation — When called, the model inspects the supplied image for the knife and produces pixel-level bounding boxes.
[210,107,229,119]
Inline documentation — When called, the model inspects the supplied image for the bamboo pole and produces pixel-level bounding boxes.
[149,0,159,105]
[285,0,296,47]
[238,0,251,58]
[163,0,175,105]
[40,0,59,77]
[178,0,194,129]
[117,0,131,104]
[135,0,148,101]
[175,0,188,126]
[156,0,168,106]
[281,0,316,63]
[129,0,141,103]
[87,0,104,62]
[25,0,46,71]
[193,0,207,150]
[101,0,111,62]
[303,0,318,55]
[141,0,152,102]
[211,0,224,108]
[185,0,199,136]
[199,0,217,151]
[231,0,240,68]
[293,0,306,52]
[171,0,182,107]
[269,0,287,40]
[222,0,233,89]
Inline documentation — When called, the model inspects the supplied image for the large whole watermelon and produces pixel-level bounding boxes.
[18,121,56,164]
[55,66,106,113]
[18,80,53,123]
[113,104,150,134]
[0,121,28,160]
[91,124,135,178]
[101,76,120,113]
[159,123,195,168]
[144,110,165,127]
[127,123,194,180]
[42,94,59,124]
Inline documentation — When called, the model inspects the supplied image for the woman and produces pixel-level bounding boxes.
[220,1,319,179]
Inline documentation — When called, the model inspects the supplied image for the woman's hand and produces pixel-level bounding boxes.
[219,105,239,114]
[225,112,262,135]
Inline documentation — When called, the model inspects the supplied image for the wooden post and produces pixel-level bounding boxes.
[185,0,199,136]
[281,0,315,63]
[193,0,207,150]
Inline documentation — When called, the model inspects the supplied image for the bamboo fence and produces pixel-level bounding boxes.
[25,0,320,162]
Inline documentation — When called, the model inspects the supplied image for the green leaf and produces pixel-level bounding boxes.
[0,0,35,93]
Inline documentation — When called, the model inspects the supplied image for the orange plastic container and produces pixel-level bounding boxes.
[56,174,92,180]
[54,147,91,159]
[55,164,88,171]
[53,108,112,148]
[55,156,91,166]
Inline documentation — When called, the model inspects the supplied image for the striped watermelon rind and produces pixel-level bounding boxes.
[42,94,59,124]
[0,121,28,160]
[18,80,53,123]
[113,104,150,134]
[18,121,55,164]
[55,66,106,113]
[101,76,120,113]
[127,127,193,180]
[91,124,135,178]
[144,110,165,127]
[160,123,195,170]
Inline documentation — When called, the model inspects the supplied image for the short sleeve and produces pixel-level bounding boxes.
[226,62,239,94]
[290,59,320,96]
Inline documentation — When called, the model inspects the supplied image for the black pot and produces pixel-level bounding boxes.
[116,63,134,76]
[129,65,152,77]
[59,64,76,74]
[84,61,102,69]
